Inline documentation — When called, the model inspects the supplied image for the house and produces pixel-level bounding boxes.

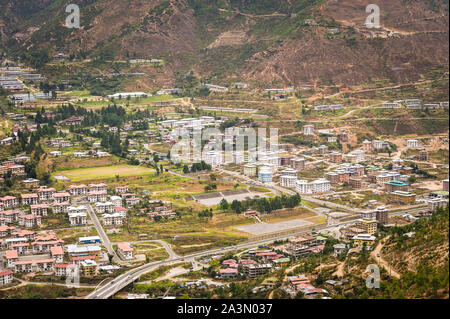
[115,186,129,194]
[68,212,87,225]
[0,196,19,208]
[80,259,98,277]
[352,234,376,249]
[242,263,272,278]
[21,193,39,206]
[219,268,238,278]
[68,184,88,196]
[333,244,346,256]
[37,187,56,201]
[67,245,101,260]
[21,178,40,189]
[0,270,13,286]
[51,246,64,263]
[30,204,49,216]
[5,250,19,268]
[53,192,71,203]
[18,214,42,228]
[102,213,124,226]
[117,243,134,260]
[54,264,78,277]
[52,201,70,214]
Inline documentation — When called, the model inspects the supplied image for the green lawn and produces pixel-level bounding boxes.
[53,164,155,182]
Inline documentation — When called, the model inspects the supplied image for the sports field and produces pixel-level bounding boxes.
[53,165,155,182]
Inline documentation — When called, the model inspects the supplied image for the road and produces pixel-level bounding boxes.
[86,204,121,264]
[371,236,401,279]
[86,207,415,299]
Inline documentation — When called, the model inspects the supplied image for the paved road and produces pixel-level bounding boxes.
[86,204,121,264]
[85,207,414,299]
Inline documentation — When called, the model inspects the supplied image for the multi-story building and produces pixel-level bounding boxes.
[296,179,331,194]
[280,175,297,188]
[388,191,416,205]
[375,206,389,225]
[30,204,49,217]
[303,125,314,135]
[117,243,134,260]
[67,245,101,260]
[356,219,378,235]
[68,212,87,225]
[53,192,71,203]
[352,234,376,248]
[243,164,257,177]
[18,214,42,228]
[80,259,98,277]
[102,213,124,226]
[406,139,419,148]
[444,179,449,191]
[68,184,88,196]
[329,152,343,164]
[37,187,56,201]
[427,198,448,212]
[0,270,13,286]
[258,166,273,184]
[0,196,19,208]
[242,263,273,278]
[362,140,373,152]
[418,149,429,161]
[21,193,39,206]
[291,158,306,170]
[384,181,409,193]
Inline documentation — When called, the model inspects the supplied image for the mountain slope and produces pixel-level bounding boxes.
[0,0,448,86]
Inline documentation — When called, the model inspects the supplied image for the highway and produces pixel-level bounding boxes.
[86,207,414,299]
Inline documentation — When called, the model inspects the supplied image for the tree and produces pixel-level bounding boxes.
[219,199,229,210]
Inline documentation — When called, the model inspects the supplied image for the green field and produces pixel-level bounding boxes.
[53,165,155,182]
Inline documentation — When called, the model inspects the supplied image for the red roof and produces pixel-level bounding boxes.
[0,270,13,276]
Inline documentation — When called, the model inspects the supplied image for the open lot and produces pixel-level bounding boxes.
[193,190,268,206]
[234,216,314,235]
[53,165,155,182]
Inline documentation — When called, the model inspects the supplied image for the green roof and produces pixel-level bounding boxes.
[273,258,290,263]
[385,181,407,186]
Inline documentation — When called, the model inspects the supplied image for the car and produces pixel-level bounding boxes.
[377,253,380,257]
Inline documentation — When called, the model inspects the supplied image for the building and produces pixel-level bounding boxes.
[68,212,87,225]
[117,243,134,260]
[280,175,297,188]
[444,179,449,191]
[80,259,98,277]
[407,139,419,148]
[296,179,331,194]
[357,219,378,235]
[333,244,346,256]
[303,125,314,135]
[362,140,373,152]
[385,181,409,193]
[427,198,448,212]
[375,206,389,225]
[67,245,101,260]
[0,270,13,286]
[352,234,376,249]
[243,164,257,177]
[418,149,429,161]
[291,158,306,170]
[388,191,416,205]
[30,204,49,216]
[258,166,273,184]
[242,263,272,278]
[21,193,39,206]
[329,152,343,164]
